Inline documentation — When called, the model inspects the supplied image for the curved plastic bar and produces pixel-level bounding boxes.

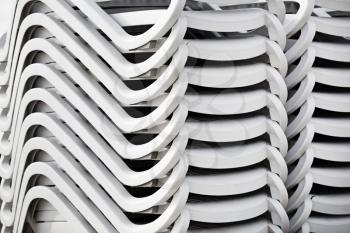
[184,116,287,154]
[187,218,278,233]
[186,141,288,181]
[185,63,287,103]
[312,193,350,215]
[0,0,17,62]
[287,42,350,92]
[286,74,315,114]
[11,162,119,232]
[287,173,313,212]
[311,167,350,188]
[285,22,316,65]
[311,142,350,162]
[313,67,350,88]
[186,193,289,231]
[315,0,350,11]
[313,92,350,112]
[283,0,315,37]
[112,8,286,48]
[13,186,95,233]
[15,0,186,51]
[286,15,350,65]
[286,79,350,115]
[186,36,287,77]
[289,198,313,233]
[186,167,288,206]
[192,0,286,21]
[311,117,350,138]
[307,215,350,233]
[290,195,350,232]
[137,89,287,128]
[311,16,350,38]
[287,146,350,190]
[287,157,350,215]
[286,150,314,189]
[68,0,186,50]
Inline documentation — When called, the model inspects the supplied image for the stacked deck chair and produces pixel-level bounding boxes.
[0,0,309,232]
[169,0,290,232]
[284,0,350,232]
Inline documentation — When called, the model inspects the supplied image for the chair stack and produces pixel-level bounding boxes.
[3,0,348,232]
[174,1,289,232]
[0,0,189,232]
[284,0,350,232]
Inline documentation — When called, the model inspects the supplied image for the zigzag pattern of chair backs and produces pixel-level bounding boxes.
[0,0,349,232]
